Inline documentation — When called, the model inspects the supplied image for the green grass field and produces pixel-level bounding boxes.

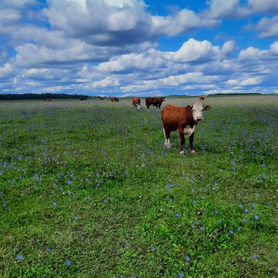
[0,96,277,278]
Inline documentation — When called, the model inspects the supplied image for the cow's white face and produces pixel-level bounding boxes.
[192,101,211,122]
[192,102,204,122]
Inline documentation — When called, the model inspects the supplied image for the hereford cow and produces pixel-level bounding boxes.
[161,97,211,154]
[132,98,141,109]
[110,97,119,102]
[145,97,165,110]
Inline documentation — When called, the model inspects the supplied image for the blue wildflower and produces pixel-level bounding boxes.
[254,215,260,221]
[243,219,248,223]
[229,230,234,235]
[176,213,182,218]
[245,209,249,214]
[66,260,71,267]
[17,255,23,263]
[151,247,157,253]
[199,226,205,231]
[47,248,52,253]
[185,255,191,263]
[178,273,185,277]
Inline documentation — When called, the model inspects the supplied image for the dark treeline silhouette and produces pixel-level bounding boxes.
[0,93,90,100]
[208,93,262,97]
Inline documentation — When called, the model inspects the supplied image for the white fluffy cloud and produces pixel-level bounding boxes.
[151,10,218,37]
[98,39,236,74]
[173,39,235,62]
[0,9,21,24]
[226,77,262,87]
[239,41,278,61]
[0,63,14,78]
[44,0,218,45]
[207,0,277,19]
[255,16,278,38]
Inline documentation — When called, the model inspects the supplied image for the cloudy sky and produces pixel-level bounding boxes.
[0,0,277,96]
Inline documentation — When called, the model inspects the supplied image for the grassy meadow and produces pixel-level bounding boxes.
[0,95,277,278]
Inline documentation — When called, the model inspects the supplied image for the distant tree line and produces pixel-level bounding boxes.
[0,93,90,100]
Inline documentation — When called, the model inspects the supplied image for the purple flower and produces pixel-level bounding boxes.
[254,215,260,221]
[243,219,248,223]
[178,274,185,277]
[199,226,205,232]
[185,255,191,263]
[176,213,182,218]
[47,248,52,253]
[66,260,71,267]
[245,209,249,214]
[17,255,23,263]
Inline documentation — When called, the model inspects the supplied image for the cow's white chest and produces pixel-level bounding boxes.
[183,125,196,136]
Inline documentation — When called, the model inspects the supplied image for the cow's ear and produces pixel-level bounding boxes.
[204,105,211,111]
[186,105,192,109]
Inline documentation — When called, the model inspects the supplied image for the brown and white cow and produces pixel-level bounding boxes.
[132,98,141,109]
[145,97,165,110]
[161,97,211,154]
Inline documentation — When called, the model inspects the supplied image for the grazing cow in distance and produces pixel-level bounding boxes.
[132,98,141,109]
[145,97,165,110]
[110,97,119,102]
[161,96,211,154]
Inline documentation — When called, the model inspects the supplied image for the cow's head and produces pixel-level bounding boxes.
[162,97,166,102]
[190,96,211,123]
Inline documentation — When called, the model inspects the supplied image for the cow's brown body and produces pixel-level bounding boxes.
[132,97,141,107]
[145,97,165,109]
[161,105,196,153]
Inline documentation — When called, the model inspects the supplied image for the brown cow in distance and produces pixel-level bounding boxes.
[161,96,211,154]
[110,97,119,102]
[132,98,141,109]
[145,97,165,110]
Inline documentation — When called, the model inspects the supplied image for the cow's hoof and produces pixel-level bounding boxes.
[191,150,196,154]
[180,150,185,155]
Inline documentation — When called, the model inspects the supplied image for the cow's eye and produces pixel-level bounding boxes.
[202,109,204,111]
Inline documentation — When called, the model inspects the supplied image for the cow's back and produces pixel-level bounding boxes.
[132,97,141,104]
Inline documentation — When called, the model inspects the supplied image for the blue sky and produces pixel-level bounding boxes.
[0,0,277,96]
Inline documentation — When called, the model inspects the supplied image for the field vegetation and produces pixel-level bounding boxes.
[0,95,277,277]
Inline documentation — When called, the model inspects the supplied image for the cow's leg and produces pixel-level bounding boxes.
[178,128,185,154]
[163,127,171,148]
[189,132,195,154]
